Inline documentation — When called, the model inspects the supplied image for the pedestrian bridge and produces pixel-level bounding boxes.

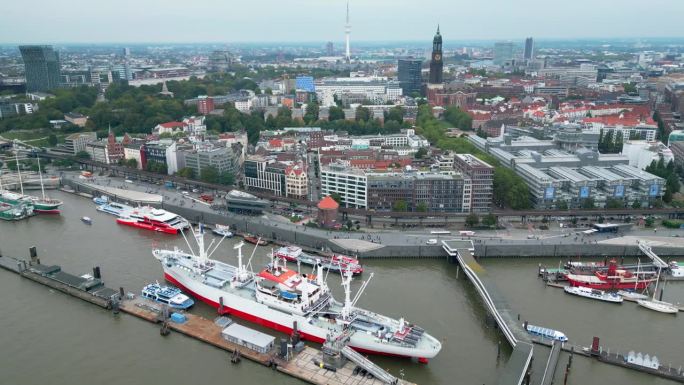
[442,239,534,385]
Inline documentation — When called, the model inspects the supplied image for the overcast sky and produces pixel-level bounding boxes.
[2,0,683,44]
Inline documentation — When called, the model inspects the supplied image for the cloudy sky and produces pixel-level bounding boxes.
[2,0,683,44]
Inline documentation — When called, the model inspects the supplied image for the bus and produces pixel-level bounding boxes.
[459,231,476,236]
[430,230,451,235]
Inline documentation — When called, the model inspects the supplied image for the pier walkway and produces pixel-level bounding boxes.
[441,240,533,385]
[540,340,562,385]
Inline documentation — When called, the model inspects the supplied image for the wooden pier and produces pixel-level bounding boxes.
[0,252,415,385]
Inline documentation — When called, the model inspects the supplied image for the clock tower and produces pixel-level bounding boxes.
[429,26,443,85]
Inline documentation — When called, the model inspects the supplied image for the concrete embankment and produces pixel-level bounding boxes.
[63,179,684,259]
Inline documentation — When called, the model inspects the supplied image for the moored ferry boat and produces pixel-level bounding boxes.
[117,206,189,234]
[212,224,233,238]
[274,246,363,275]
[96,201,133,216]
[563,286,623,303]
[565,260,656,290]
[524,323,568,342]
[153,226,442,360]
[141,282,194,309]
[0,201,33,221]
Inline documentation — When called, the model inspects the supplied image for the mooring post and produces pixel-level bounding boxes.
[219,296,224,314]
[29,246,37,263]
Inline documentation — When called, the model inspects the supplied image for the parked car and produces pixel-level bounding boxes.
[426,239,438,245]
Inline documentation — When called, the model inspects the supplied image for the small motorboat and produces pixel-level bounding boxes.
[212,224,233,238]
[81,216,92,225]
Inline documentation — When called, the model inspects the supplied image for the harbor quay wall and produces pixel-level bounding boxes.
[62,180,684,259]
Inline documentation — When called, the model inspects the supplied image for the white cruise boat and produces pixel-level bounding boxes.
[564,286,623,303]
[637,267,679,314]
[152,226,442,361]
[117,206,189,234]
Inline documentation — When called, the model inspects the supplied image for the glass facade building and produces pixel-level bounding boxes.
[19,45,61,92]
[398,59,422,96]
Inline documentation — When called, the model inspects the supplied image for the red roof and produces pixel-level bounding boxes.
[317,196,339,210]
[269,138,283,148]
[158,121,187,128]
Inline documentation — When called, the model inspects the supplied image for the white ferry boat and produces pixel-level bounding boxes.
[564,286,623,303]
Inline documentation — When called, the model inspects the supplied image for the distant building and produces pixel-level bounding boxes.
[428,27,443,85]
[493,42,514,65]
[19,45,61,92]
[197,95,214,114]
[123,143,144,169]
[325,41,334,56]
[63,132,96,154]
[295,76,315,93]
[398,58,422,97]
[64,112,88,127]
[523,37,534,61]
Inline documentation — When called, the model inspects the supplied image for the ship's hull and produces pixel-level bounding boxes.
[117,218,179,234]
[162,267,438,359]
[565,275,653,290]
[32,199,63,214]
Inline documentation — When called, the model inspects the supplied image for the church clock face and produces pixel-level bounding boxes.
[434,54,441,61]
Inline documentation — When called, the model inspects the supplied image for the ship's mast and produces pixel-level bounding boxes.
[341,268,353,320]
[196,224,207,265]
[234,241,249,281]
[14,153,24,195]
[37,156,46,200]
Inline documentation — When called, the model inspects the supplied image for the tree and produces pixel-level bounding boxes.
[200,166,219,184]
[177,167,195,179]
[416,202,428,212]
[345,219,353,231]
[75,151,90,160]
[392,199,408,212]
[304,101,319,124]
[355,106,371,123]
[443,106,472,130]
[465,213,479,228]
[581,197,595,209]
[47,134,58,146]
[414,147,428,159]
[330,193,343,205]
[645,217,655,227]
[482,213,497,227]
[385,106,404,124]
[328,106,345,121]
[653,199,664,208]
[218,171,235,186]
[125,158,137,169]
[556,200,568,210]
[605,198,623,209]
[632,200,642,209]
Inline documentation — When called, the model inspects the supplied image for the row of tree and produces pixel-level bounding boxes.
[645,158,680,203]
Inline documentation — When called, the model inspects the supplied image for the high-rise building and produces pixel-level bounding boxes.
[398,58,422,97]
[428,26,443,85]
[122,47,131,58]
[19,45,61,92]
[326,41,334,56]
[493,42,514,65]
[524,37,534,61]
[197,95,215,115]
[344,1,351,61]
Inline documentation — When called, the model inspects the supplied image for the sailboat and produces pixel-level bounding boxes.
[29,157,63,214]
[617,259,650,300]
[637,267,679,314]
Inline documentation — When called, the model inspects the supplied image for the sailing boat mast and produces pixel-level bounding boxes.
[37,156,46,200]
[14,153,24,195]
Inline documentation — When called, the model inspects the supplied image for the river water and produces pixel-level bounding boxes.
[0,191,681,385]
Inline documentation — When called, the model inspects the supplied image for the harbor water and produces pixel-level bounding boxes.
[0,191,682,384]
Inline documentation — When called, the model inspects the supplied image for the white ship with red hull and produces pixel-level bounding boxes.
[153,226,442,361]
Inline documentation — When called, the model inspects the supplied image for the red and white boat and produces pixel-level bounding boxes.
[153,226,442,361]
[116,206,189,234]
[274,246,363,275]
[243,234,268,246]
[565,260,657,290]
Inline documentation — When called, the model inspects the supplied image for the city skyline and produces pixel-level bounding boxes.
[2,0,684,44]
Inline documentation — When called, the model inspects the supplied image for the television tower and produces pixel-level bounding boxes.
[345,1,351,62]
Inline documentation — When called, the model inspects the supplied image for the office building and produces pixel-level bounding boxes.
[493,42,514,66]
[184,146,239,178]
[243,156,287,196]
[295,76,315,93]
[326,41,334,56]
[63,132,96,154]
[366,171,468,212]
[19,45,61,92]
[398,59,422,96]
[454,154,494,212]
[524,37,534,61]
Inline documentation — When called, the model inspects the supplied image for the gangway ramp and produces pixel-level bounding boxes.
[540,340,562,385]
[341,346,398,384]
[443,239,534,385]
[638,241,668,269]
